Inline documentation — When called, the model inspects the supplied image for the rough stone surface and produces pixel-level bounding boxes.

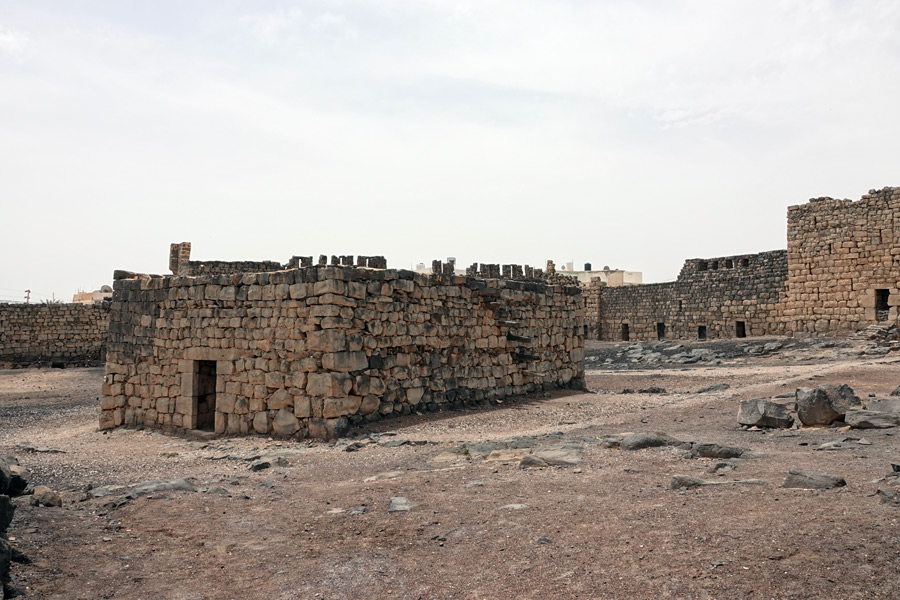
[31,485,61,507]
[102,258,585,439]
[796,385,861,426]
[691,444,744,459]
[0,303,109,368]
[782,469,846,490]
[737,399,794,428]
[620,432,683,451]
[844,408,900,429]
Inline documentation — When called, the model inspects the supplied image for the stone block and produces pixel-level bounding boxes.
[307,330,348,352]
[267,389,293,410]
[323,396,362,418]
[322,351,369,372]
[307,373,353,397]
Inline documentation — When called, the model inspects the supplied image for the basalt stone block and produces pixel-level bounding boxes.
[737,399,794,428]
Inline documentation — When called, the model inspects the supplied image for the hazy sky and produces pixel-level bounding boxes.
[2,1,899,302]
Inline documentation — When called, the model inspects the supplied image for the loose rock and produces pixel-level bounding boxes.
[782,469,846,490]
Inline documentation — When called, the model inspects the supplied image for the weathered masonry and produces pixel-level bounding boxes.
[0,303,110,368]
[588,250,787,341]
[782,187,900,336]
[101,260,584,438]
[592,186,900,340]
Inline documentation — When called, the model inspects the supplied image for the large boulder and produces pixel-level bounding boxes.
[844,408,900,429]
[796,384,861,426]
[737,399,795,428]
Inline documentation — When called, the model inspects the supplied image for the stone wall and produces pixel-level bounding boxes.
[783,187,900,336]
[0,303,110,367]
[169,242,388,277]
[596,250,788,341]
[101,266,584,438]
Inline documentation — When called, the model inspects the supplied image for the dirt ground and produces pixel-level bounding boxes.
[3,339,900,600]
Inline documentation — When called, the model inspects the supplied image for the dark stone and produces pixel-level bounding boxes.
[691,443,744,459]
[638,386,666,394]
[844,409,900,429]
[670,475,706,489]
[796,384,861,426]
[620,432,683,451]
[698,383,730,393]
[737,399,794,428]
[0,496,13,533]
[890,385,900,397]
[782,469,846,489]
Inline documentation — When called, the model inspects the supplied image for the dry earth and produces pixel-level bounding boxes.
[2,338,900,599]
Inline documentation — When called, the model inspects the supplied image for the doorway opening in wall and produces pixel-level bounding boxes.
[621,323,630,341]
[876,289,890,322]
[195,360,217,431]
[657,323,666,340]
[735,321,746,338]
[698,326,707,341]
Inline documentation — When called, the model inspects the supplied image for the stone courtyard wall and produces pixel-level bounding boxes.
[101,266,584,438]
[596,250,788,341]
[783,187,900,336]
[0,303,110,367]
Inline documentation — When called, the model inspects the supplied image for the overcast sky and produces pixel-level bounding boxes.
[2,1,899,302]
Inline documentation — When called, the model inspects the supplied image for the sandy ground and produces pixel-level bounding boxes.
[2,340,900,599]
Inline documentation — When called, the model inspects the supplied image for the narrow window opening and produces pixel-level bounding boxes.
[876,289,890,322]
[740,258,750,267]
[657,323,666,340]
[195,360,217,431]
[678,299,684,311]
[698,326,707,341]
[621,323,630,341]
[697,261,708,272]
[724,259,734,269]
[735,321,747,338]
[711,261,719,270]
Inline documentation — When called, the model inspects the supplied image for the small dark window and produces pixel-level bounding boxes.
[697,261,708,272]
[678,299,684,311]
[735,321,746,338]
[724,260,733,268]
[711,261,719,270]
[621,323,630,341]
[876,289,890,321]
[657,323,666,340]
[740,258,750,267]
[698,326,707,340]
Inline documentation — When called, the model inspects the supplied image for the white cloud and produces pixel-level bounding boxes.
[0,25,28,57]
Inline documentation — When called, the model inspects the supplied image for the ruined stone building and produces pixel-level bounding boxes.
[589,186,900,341]
[100,246,584,438]
[0,302,110,368]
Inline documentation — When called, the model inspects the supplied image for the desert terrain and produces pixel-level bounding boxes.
[2,337,900,599]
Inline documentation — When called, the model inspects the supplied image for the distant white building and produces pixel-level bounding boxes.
[72,286,112,304]
[557,263,642,286]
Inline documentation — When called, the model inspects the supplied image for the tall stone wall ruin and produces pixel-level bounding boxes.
[590,186,900,341]
[596,251,788,341]
[0,303,110,368]
[783,187,900,335]
[101,265,584,438]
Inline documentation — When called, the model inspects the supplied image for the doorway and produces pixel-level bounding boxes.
[621,323,630,341]
[195,360,217,430]
[735,321,746,338]
[657,323,666,340]
[698,325,707,341]
[876,289,890,322]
